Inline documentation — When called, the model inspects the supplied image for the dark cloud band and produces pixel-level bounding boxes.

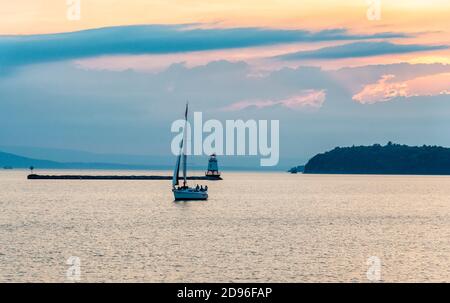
[0,25,409,69]
[276,41,448,60]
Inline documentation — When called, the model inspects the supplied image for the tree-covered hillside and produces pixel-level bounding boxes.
[303,142,450,175]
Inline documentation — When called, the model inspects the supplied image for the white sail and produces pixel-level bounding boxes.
[182,153,187,185]
[172,139,182,187]
[173,103,189,188]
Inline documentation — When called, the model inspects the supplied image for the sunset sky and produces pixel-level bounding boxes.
[1,0,450,167]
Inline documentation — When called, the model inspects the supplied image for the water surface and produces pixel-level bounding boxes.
[1,170,450,282]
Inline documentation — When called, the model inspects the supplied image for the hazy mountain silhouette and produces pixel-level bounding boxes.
[0,146,261,169]
[0,148,293,171]
[0,151,161,170]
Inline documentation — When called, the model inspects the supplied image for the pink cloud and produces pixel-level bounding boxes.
[353,73,450,104]
[222,89,326,111]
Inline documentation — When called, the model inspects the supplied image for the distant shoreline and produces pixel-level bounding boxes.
[27,174,222,180]
[1,150,288,172]
[2,167,287,173]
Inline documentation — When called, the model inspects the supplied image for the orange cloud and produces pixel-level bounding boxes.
[3,0,450,36]
[353,72,450,104]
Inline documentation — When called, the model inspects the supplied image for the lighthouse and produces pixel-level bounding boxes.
[205,154,222,179]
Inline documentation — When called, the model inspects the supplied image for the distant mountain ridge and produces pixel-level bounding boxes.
[302,143,450,175]
[0,146,294,170]
[0,151,161,170]
[0,145,171,166]
[0,149,292,171]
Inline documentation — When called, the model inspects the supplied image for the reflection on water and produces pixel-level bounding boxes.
[1,170,450,282]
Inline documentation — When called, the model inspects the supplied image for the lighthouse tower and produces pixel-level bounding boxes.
[205,154,221,179]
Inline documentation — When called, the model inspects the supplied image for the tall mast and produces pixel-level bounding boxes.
[182,102,188,186]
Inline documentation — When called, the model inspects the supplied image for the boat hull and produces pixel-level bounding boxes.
[173,188,208,201]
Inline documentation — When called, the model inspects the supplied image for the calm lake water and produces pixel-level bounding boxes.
[1,170,450,282]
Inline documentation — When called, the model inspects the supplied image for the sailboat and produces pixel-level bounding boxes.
[172,103,208,201]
